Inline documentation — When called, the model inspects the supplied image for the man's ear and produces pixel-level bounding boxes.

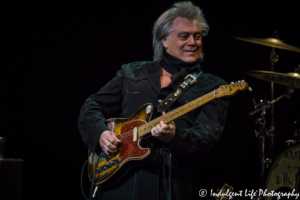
[162,38,168,49]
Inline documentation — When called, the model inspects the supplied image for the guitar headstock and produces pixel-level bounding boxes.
[215,80,249,98]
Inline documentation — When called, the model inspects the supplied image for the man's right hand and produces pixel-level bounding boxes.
[99,130,121,156]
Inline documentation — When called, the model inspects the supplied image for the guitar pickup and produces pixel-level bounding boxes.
[133,127,137,141]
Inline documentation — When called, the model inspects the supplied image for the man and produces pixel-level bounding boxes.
[78,1,229,200]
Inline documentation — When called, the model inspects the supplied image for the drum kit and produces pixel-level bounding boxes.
[235,33,300,198]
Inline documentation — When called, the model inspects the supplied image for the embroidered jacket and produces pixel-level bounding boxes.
[78,61,229,200]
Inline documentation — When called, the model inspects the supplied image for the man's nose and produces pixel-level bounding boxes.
[187,36,196,46]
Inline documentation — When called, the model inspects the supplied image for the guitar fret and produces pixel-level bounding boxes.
[156,118,160,126]
[136,83,248,138]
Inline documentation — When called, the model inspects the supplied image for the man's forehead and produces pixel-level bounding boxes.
[171,17,201,32]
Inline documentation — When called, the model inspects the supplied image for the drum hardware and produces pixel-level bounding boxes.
[247,87,297,191]
[292,119,300,139]
[248,99,270,117]
[235,32,300,194]
[263,158,272,169]
[236,32,300,151]
[285,140,297,147]
[249,98,270,188]
[254,130,259,138]
[249,88,294,188]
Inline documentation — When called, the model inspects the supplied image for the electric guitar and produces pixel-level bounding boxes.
[87,81,250,186]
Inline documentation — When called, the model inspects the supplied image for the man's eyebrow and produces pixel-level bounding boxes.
[178,31,202,35]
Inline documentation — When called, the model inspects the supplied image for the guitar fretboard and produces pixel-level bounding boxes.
[138,90,216,137]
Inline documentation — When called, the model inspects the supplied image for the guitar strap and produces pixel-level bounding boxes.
[156,69,203,200]
[157,71,203,113]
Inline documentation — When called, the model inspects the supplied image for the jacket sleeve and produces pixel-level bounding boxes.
[78,65,125,151]
[173,97,229,155]
[172,76,230,155]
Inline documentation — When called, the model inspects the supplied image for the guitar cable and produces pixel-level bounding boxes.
[81,160,89,200]
[80,151,102,200]
[89,151,102,200]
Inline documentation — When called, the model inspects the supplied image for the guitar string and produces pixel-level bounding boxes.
[118,92,224,139]
[120,113,178,139]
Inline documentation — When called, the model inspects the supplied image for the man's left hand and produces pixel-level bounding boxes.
[151,112,175,142]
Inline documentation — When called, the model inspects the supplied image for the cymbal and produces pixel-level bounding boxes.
[247,70,300,89]
[235,37,300,53]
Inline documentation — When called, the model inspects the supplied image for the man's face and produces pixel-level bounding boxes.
[162,17,202,63]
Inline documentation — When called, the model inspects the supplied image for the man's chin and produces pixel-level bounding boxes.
[182,57,199,63]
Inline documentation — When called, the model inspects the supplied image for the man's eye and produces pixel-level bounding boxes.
[194,35,201,40]
[180,35,188,39]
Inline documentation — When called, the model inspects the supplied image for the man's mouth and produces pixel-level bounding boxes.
[184,49,197,52]
[184,50,197,53]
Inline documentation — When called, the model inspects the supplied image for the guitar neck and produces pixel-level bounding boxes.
[138,90,216,137]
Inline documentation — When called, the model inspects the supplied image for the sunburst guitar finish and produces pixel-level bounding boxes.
[88,103,152,185]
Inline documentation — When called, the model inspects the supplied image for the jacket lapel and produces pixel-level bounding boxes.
[142,62,161,94]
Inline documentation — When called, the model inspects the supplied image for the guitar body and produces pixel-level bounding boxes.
[87,103,154,186]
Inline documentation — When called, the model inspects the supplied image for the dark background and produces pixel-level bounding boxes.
[1,0,300,199]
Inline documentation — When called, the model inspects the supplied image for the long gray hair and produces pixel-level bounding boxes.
[152,1,209,62]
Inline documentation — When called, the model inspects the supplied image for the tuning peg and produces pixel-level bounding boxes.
[248,86,252,92]
[231,82,234,84]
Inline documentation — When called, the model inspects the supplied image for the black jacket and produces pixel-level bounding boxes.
[78,61,229,200]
